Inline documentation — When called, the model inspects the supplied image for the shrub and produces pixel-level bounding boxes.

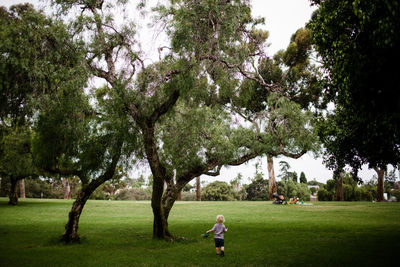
[114,187,152,200]
[343,184,353,201]
[181,191,196,201]
[202,181,236,201]
[359,187,373,201]
[390,189,400,202]
[277,180,311,201]
[292,182,311,201]
[90,185,109,200]
[317,189,334,201]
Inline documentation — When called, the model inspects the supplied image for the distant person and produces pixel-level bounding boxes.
[272,192,286,204]
[206,214,228,257]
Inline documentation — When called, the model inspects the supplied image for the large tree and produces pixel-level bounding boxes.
[234,27,324,199]
[0,4,86,205]
[49,0,273,240]
[48,0,320,240]
[308,0,400,201]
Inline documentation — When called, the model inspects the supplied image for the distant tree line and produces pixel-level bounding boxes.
[2,168,399,202]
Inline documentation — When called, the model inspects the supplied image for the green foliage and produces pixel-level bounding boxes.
[317,189,334,201]
[180,191,196,201]
[0,127,36,179]
[160,0,266,60]
[320,174,377,201]
[0,4,86,126]
[160,103,245,177]
[202,181,236,201]
[299,171,307,183]
[308,0,400,172]
[0,4,86,203]
[277,179,311,201]
[245,174,268,201]
[391,189,400,202]
[114,187,152,201]
[24,178,65,199]
[183,183,194,192]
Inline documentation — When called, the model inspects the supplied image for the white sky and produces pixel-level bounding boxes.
[3,0,385,184]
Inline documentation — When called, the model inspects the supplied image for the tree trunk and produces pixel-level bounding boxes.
[267,155,277,200]
[61,185,92,243]
[336,172,344,201]
[151,178,172,239]
[8,177,19,205]
[375,167,385,202]
[19,179,26,199]
[62,178,71,200]
[196,177,201,201]
[142,125,174,240]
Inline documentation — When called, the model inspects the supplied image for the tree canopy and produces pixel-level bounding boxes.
[308,0,400,173]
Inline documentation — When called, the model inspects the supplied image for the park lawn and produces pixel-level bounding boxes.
[0,198,399,266]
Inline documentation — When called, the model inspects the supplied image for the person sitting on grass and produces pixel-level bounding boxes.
[206,215,228,257]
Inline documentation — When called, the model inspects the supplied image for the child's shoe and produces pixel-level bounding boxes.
[221,251,224,257]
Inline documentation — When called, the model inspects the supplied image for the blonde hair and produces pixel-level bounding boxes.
[216,214,225,224]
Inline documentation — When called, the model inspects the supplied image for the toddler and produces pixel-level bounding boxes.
[206,215,228,257]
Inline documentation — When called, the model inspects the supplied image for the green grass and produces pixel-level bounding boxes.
[0,198,399,266]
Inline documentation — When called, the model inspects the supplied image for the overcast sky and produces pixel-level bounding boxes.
[3,0,383,184]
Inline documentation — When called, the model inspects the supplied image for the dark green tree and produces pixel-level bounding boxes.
[245,174,269,201]
[0,4,86,205]
[308,0,400,201]
[300,171,307,183]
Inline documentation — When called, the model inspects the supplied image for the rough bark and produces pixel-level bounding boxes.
[267,155,277,200]
[19,179,26,199]
[61,186,92,243]
[151,180,172,239]
[142,125,172,239]
[336,172,344,201]
[61,140,122,243]
[375,167,385,202]
[8,177,19,205]
[196,177,201,201]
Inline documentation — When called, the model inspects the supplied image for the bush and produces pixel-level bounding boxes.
[181,191,196,201]
[292,182,311,201]
[343,184,353,201]
[390,189,400,202]
[25,178,64,199]
[236,188,248,200]
[90,185,109,200]
[202,181,236,201]
[359,187,373,201]
[317,189,334,201]
[277,180,311,201]
[114,187,152,200]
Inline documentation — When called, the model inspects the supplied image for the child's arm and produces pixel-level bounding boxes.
[224,227,228,232]
[206,229,214,234]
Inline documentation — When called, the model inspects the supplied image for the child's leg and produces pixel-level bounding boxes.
[215,247,220,255]
[221,246,224,252]
[221,246,225,256]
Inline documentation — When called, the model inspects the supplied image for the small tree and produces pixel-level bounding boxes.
[245,174,268,201]
[300,172,307,183]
